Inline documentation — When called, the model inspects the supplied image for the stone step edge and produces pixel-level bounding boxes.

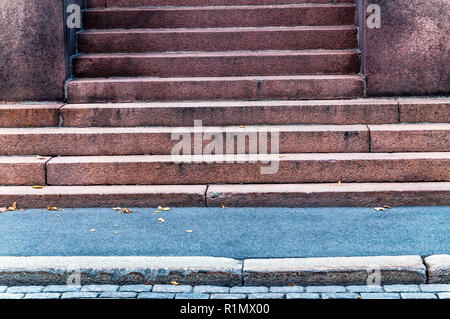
[0,255,447,286]
[1,182,449,208]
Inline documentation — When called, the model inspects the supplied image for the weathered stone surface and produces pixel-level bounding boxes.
[248,293,285,299]
[419,284,450,292]
[61,99,398,127]
[0,185,206,208]
[207,182,450,207]
[193,286,230,294]
[399,98,450,123]
[437,292,450,299]
[81,285,119,292]
[383,284,420,293]
[286,293,320,299]
[364,0,449,96]
[210,294,247,299]
[0,156,49,186]
[400,293,437,299]
[424,255,450,283]
[0,104,61,128]
[0,256,242,286]
[175,293,209,299]
[360,293,400,299]
[99,292,138,298]
[44,285,81,293]
[119,285,152,292]
[152,285,193,293]
[0,293,24,299]
[269,286,304,293]
[138,292,175,299]
[24,293,61,299]
[61,292,99,299]
[244,256,427,286]
[321,293,359,299]
[306,286,346,293]
[230,286,269,294]
[346,285,383,293]
[7,286,44,293]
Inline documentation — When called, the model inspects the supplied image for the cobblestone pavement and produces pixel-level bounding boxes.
[0,284,448,299]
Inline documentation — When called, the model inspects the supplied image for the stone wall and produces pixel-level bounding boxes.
[363,0,449,96]
[0,0,83,102]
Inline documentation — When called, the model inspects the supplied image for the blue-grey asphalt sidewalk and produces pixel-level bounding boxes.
[0,206,448,258]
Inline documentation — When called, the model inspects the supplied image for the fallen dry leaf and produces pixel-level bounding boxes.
[374,207,386,212]
[0,207,7,213]
[384,205,392,209]
[36,155,47,160]
[112,207,122,211]
[158,218,166,223]
[171,281,179,286]
[158,206,163,210]
[186,230,193,233]
[221,205,227,208]
[90,229,96,232]
[161,207,170,211]
[122,208,132,214]
[337,181,342,186]
[47,206,59,211]
[8,202,17,211]
[32,185,43,189]
[153,210,161,214]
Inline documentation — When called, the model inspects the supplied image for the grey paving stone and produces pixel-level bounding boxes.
[321,293,359,299]
[61,292,99,299]
[99,292,138,299]
[24,293,61,299]
[384,284,420,292]
[419,284,450,292]
[152,284,192,293]
[210,294,247,299]
[230,286,268,294]
[286,293,320,299]
[437,292,450,299]
[360,293,401,299]
[119,285,152,293]
[175,293,210,299]
[138,292,175,299]
[0,293,25,299]
[44,285,81,293]
[0,286,6,293]
[193,285,230,294]
[248,293,285,299]
[81,285,119,292]
[7,286,44,293]
[346,285,383,293]
[400,293,437,299]
[424,255,450,284]
[306,286,346,293]
[270,286,304,293]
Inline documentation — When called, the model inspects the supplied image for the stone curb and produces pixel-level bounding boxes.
[0,255,447,286]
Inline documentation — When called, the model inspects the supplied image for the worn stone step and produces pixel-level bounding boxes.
[87,0,348,8]
[45,153,450,185]
[83,5,355,29]
[206,182,450,207]
[67,75,364,103]
[0,104,61,128]
[0,156,49,186]
[369,123,450,152]
[78,26,357,53]
[73,50,360,78]
[399,98,450,123]
[61,99,399,127]
[0,185,206,208]
[0,125,369,156]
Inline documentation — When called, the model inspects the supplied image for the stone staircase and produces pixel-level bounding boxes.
[0,0,449,208]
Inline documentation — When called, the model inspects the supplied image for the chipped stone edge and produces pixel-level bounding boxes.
[0,255,448,286]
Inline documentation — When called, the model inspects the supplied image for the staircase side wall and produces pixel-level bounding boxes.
[362,0,449,96]
[0,0,84,102]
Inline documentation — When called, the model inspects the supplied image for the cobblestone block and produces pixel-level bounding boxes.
[152,284,193,293]
[44,285,81,293]
[248,293,285,299]
[230,286,268,294]
[138,292,175,299]
[286,293,320,299]
[346,285,383,293]
[384,284,420,292]
[0,286,6,293]
[306,286,346,293]
[99,292,138,298]
[193,286,230,294]
[210,294,247,299]
[0,293,24,299]
[321,293,359,299]
[24,293,61,299]
[400,293,437,299]
[270,286,304,293]
[81,284,119,292]
[175,293,210,299]
[419,284,450,292]
[119,285,152,292]
[437,292,450,299]
[7,286,43,293]
[424,255,450,283]
[62,292,99,299]
[360,293,400,299]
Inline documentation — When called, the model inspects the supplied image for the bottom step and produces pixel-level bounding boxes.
[67,75,364,103]
[1,183,449,208]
